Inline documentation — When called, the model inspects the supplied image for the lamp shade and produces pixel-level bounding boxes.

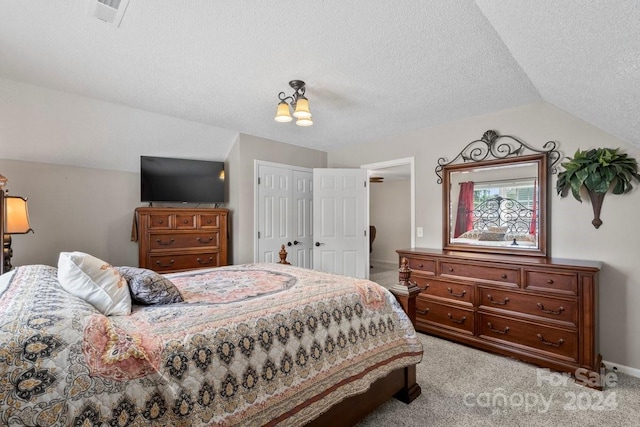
[292,97,311,119]
[5,196,33,234]
[296,115,313,127]
[275,101,293,122]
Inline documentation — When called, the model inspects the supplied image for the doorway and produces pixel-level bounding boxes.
[361,157,414,286]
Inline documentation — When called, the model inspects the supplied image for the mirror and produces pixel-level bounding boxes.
[443,154,548,256]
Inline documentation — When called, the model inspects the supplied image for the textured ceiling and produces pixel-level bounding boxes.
[0,1,638,171]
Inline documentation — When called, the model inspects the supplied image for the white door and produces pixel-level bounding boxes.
[256,163,313,267]
[291,170,313,267]
[313,168,369,278]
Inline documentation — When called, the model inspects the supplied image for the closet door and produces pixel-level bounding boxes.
[256,163,312,267]
[257,164,292,264]
[291,170,313,268]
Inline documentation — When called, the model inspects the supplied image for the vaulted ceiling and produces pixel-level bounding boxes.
[1,1,638,169]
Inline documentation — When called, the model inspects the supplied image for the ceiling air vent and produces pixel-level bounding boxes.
[88,0,131,27]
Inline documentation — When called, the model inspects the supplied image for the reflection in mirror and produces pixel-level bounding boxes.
[438,130,560,257]
[449,161,538,249]
[443,154,548,256]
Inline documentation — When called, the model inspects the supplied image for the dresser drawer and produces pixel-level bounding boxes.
[175,214,197,229]
[149,232,220,251]
[199,213,221,229]
[478,287,577,326]
[525,269,578,295]
[416,298,474,334]
[413,276,473,305]
[440,261,519,287]
[405,257,436,274]
[147,213,172,229]
[479,313,578,362]
[149,252,221,272]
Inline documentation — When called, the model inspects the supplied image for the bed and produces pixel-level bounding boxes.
[0,257,422,426]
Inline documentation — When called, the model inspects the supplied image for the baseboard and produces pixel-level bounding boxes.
[602,360,640,378]
[370,258,396,267]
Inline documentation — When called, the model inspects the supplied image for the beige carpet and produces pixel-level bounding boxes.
[357,333,640,426]
[369,261,398,289]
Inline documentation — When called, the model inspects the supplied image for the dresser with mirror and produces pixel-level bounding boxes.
[398,130,603,388]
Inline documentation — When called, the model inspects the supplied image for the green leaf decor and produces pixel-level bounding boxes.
[556,148,640,228]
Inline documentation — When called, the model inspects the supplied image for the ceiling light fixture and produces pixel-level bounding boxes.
[275,80,313,127]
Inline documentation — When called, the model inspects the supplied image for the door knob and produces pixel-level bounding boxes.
[315,242,323,247]
[287,241,292,246]
[293,240,301,245]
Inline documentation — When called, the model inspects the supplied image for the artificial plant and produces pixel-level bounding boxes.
[556,147,640,228]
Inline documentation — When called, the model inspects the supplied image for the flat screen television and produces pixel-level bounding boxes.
[140,156,225,204]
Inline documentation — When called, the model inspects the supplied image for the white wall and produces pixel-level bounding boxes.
[327,101,640,371]
[0,78,238,173]
[370,179,411,264]
[0,159,139,267]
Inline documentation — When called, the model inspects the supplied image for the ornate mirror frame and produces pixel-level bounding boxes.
[437,130,560,257]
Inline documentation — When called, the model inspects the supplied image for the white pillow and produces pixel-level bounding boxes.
[57,252,131,316]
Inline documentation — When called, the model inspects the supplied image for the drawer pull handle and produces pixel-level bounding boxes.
[536,303,565,315]
[501,274,508,279]
[447,287,466,298]
[156,238,175,246]
[197,236,214,243]
[183,219,189,224]
[448,267,454,272]
[417,307,430,315]
[414,281,429,291]
[197,257,214,265]
[155,259,175,267]
[418,263,424,268]
[487,322,510,334]
[447,313,466,324]
[207,219,213,224]
[487,294,510,305]
[547,279,554,284]
[157,220,163,224]
[537,334,564,347]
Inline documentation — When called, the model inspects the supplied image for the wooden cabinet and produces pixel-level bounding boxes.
[397,248,602,387]
[135,207,229,273]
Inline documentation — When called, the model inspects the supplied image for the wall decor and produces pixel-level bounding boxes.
[556,147,640,228]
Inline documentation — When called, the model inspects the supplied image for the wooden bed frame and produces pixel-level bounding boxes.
[277,248,421,426]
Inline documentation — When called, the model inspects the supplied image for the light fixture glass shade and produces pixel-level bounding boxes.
[292,97,311,119]
[5,196,33,234]
[296,115,313,127]
[274,102,293,122]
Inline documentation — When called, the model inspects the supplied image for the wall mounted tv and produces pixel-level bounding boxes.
[140,156,225,204]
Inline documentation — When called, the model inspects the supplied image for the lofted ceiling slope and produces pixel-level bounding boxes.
[0,1,638,172]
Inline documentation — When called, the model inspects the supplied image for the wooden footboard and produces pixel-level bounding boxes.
[305,365,420,427]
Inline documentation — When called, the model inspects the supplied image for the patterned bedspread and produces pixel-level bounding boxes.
[0,263,423,426]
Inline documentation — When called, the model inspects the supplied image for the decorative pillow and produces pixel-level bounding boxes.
[116,266,183,305]
[57,252,131,316]
[458,230,482,239]
[478,231,506,241]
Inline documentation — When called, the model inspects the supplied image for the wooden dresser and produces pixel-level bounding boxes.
[397,248,602,386]
[134,207,229,273]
